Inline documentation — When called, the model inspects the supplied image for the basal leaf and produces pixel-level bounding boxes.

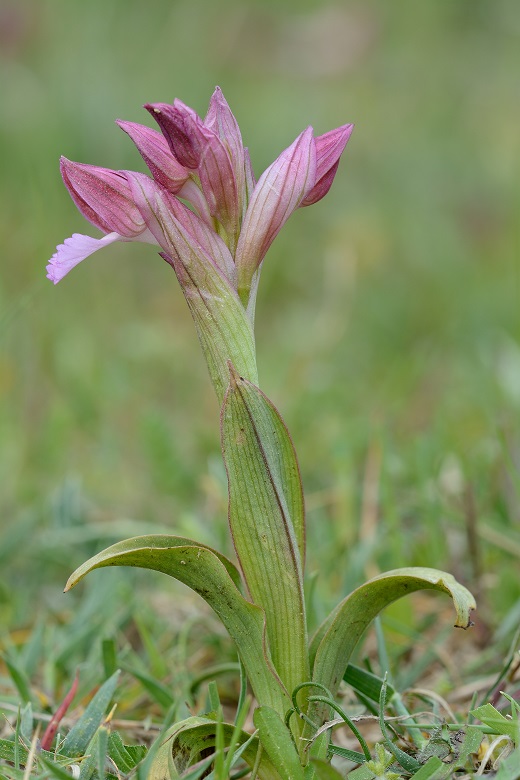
[253,707,306,780]
[147,715,282,780]
[65,535,288,715]
[221,368,308,696]
[311,567,475,701]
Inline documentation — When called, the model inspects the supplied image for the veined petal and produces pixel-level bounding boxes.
[116,120,190,193]
[235,127,316,300]
[147,99,240,246]
[60,158,146,237]
[177,178,213,228]
[145,100,201,169]
[46,232,121,284]
[126,172,236,286]
[204,87,246,217]
[244,147,256,204]
[301,123,354,207]
[195,121,239,247]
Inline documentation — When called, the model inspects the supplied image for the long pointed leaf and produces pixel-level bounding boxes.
[311,567,475,700]
[253,707,306,780]
[221,368,308,696]
[60,671,119,757]
[65,535,288,715]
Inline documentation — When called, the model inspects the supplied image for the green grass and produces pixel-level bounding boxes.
[1,0,519,774]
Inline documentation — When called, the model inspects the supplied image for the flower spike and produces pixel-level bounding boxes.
[49,91,353,379]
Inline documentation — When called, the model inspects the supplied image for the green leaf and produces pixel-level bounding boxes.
[347,766,375,780]
[61,670,120,757]
[311,567,475,699]
[310,758,344,780]
[378,677,421,773]
[39,756,81,780]
[147,715,282,780]
[254,707,306,780]
[19,703,33,745]
[408,756,445,780]
[327,744,366,763]
[108,731,146,773]
[101,638,118,679]
[65,535,289,715]
[1,654,32,704]
[454,725,482,768]
[78,725,109,780]
[495,747,520,780]
[96,724,109,779]
[470,702,520,743]
[221,369,308,696]
[0,739,56,766]
[0,767,25,780]
[343,664,396,704]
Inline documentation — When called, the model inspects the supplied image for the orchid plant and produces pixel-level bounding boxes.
[48,88,476,779]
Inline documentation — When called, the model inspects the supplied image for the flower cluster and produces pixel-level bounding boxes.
[47,88,353,315]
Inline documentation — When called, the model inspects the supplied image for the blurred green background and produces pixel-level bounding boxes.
[1,0,519,684]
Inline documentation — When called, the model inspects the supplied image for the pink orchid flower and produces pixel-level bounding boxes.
[47,88,353,313]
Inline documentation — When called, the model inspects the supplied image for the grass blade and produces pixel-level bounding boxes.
[61,670,120,757]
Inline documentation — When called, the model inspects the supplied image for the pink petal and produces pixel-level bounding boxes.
[145,101,201,169]
[244,147,256,203]
[177,178,214,227]
[60,158,146,237]
[126,172,236,286]
[46,232,121,284]
[195,121,239,246]
[116,120,190,193]
[301,123,354,207]
[204,87,246,215]
[235,127,317,292]
[147,99,239,245]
